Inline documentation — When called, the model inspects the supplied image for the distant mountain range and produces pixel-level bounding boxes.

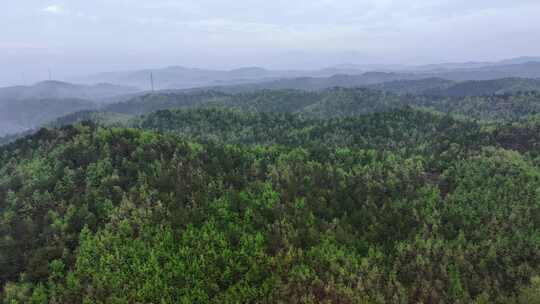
[211,73,540,95]
[211,72,424,92]
[0,80,140,103]
[68,57,540,90]
[70,66,326,90]
[3,57,540,139]
[333,56,540,72]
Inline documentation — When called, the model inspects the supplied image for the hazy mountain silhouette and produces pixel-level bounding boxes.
[0,80,140,103]
[69,57,540,90]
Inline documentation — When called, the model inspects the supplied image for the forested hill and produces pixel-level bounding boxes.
[369,77,540,96]
[138,107,485,154]
[2,104,540,302]
[104,87,540,121]
[137,107,540,161]
[212,75,540,96]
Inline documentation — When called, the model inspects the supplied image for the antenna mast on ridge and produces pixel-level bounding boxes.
[48,69,52,81]
[150,72,155,92]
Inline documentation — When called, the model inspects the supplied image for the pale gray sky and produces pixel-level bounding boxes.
[1,0,540,85]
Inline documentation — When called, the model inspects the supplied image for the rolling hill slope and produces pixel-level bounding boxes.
[2,105,540,302]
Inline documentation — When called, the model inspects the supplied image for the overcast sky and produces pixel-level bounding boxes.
[1,0,540,85]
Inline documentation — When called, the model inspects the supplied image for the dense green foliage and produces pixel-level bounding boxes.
[47,110,134,128]
[104,88,406,118]
[417,91,540,121]
[99,87,540,122]
[2,101,540,302]
[138,107,488,167]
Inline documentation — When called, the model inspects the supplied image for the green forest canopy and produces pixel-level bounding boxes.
[2,85,540,303]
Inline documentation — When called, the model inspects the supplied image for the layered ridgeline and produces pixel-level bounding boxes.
[3,76,540,139]
[2,106,540,303]
[371,77,540,96]
[96,87,540,121]
[69,59,540,90]
[215,74,540,95]
[2,85,540,145]
[126,107,540,163]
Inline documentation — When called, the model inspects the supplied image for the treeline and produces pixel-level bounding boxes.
[138,107,488,167]
[126,107,540,162]
[371,77,540,97]
[3,79,540,142]
[102,87,540,122]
